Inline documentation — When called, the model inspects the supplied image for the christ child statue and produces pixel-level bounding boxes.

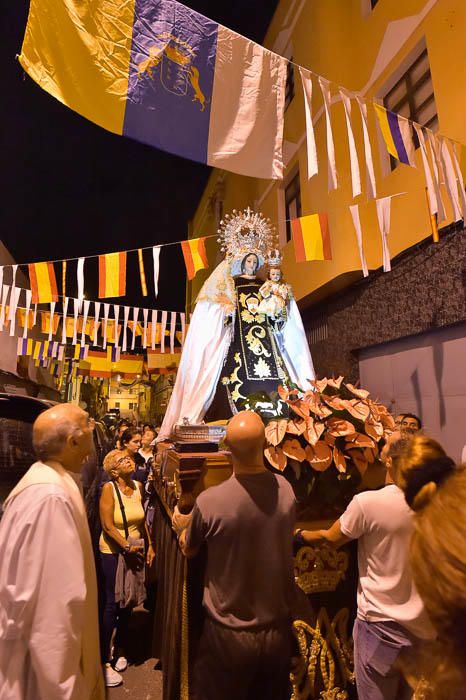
[258,267,292,321]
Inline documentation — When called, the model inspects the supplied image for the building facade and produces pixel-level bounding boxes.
[187,0,466,458]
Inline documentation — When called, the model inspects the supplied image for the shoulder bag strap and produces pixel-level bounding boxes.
[112,480,130,540]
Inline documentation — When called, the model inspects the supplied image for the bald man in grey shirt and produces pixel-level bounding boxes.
[179,411,296,700]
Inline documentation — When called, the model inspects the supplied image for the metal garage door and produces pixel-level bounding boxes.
[359,323,466,462]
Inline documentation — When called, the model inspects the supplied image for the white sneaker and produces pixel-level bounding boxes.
[113,656,128,672]
[104,663,123,687]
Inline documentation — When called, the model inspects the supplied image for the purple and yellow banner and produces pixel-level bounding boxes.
[19,0,286,179]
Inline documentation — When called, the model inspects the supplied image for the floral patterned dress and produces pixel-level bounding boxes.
[220,276,289,415]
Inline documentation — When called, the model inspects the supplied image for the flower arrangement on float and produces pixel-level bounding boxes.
[244,377,395,517]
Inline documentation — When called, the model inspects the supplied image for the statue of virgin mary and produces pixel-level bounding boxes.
[157,209,315,441]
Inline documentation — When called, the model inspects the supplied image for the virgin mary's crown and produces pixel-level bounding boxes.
[217,208,277,261]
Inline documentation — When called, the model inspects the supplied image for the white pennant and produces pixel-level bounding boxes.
[356,97,377,200]
[299,68,318,179]
[72,298,80,345]
[143,308,149,348]
[451,141,466,221]
[61,297,69,345]
[376,197,392,272]
[153,247,161,298]
[349,205,369,277]
[426,130,447,222]
[160,310,168,354]
[413,124,437,217]
[0,268,3,299]
[8,266,18,323]
[58,345,64,361]
[77,258,85,304]
[180,312,186,346]
[23,289,32,339]
[339,90,361,198]
[8,286,21,336]
[318,76,338,191]
[0,285,10,331]
[131,307,139,351]
[93,301,101,346]
[32,304,37,328]
[440,138,462,222]
[113,305,120,349]
[151,310,158,350]
[102,303,110,350]
[122,306,130,352]
[170,311,176,354]
[81,299,91,346]
[48,301,56,341]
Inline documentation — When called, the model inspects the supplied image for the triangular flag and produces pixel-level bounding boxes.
[318,76,338,191]
[349,205,369,277]
[181,312,186,346]
[48,301,56,341]
[93,301,101,346]
[142,308,149,348]
[160,310,168,353]
[299,68,318,180]
[151,310,157,350]
[122,306,130,353]
[339,89,361,198]
[77,257,85,302]
[102,303,110,349]
[113,305,120,349]
[61,297,69,345]
[356,97,377,199]
[376,197,392,272]
[23,289,32,339]
[8,286,21,337]
[291,214,332,262]
[170,311,177,354]
[131,307,139,351]
[152,247,161,298]
[81,299,91,345]
[0,285,10,331]
[72,298,80,344]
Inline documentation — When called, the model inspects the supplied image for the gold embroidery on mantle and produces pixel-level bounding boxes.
[291,608,354,700]
[294,545,349,594]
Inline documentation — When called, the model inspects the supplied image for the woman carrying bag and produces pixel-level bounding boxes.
[98,452,155,687]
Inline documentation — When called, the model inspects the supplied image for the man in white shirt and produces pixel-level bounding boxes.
[0,403,105,700]
[296,432,435,700]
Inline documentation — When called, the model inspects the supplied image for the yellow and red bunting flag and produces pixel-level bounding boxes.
[28,262,59,304]
[98,252,127,298]
[62,260,67,297]
[40,311,60,335]
[181,237,209,280]
[138,249,148,296]
[291,213,332,263]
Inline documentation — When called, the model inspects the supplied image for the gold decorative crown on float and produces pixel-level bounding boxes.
[217,207,277,260]
[294,545,349,594]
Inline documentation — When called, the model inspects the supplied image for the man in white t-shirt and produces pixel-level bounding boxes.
[296,432,435,700]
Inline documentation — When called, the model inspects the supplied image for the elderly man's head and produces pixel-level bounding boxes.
[225,411,265,473]
[33,403,95,472]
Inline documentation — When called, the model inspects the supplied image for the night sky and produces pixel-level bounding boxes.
[1,0,279,311]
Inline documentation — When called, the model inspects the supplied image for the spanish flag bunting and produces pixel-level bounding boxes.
[181,237,209,281]
[29,262,58,304]
[291,213,332,263]
[18,308,35,330]
[98,252,127,298]
[138,249,148,297]
[41,311,60,335]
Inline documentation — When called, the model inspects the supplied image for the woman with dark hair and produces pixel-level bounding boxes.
[396,435,465,699]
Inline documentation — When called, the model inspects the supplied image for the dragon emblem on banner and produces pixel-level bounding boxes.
[137,32,208,111]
